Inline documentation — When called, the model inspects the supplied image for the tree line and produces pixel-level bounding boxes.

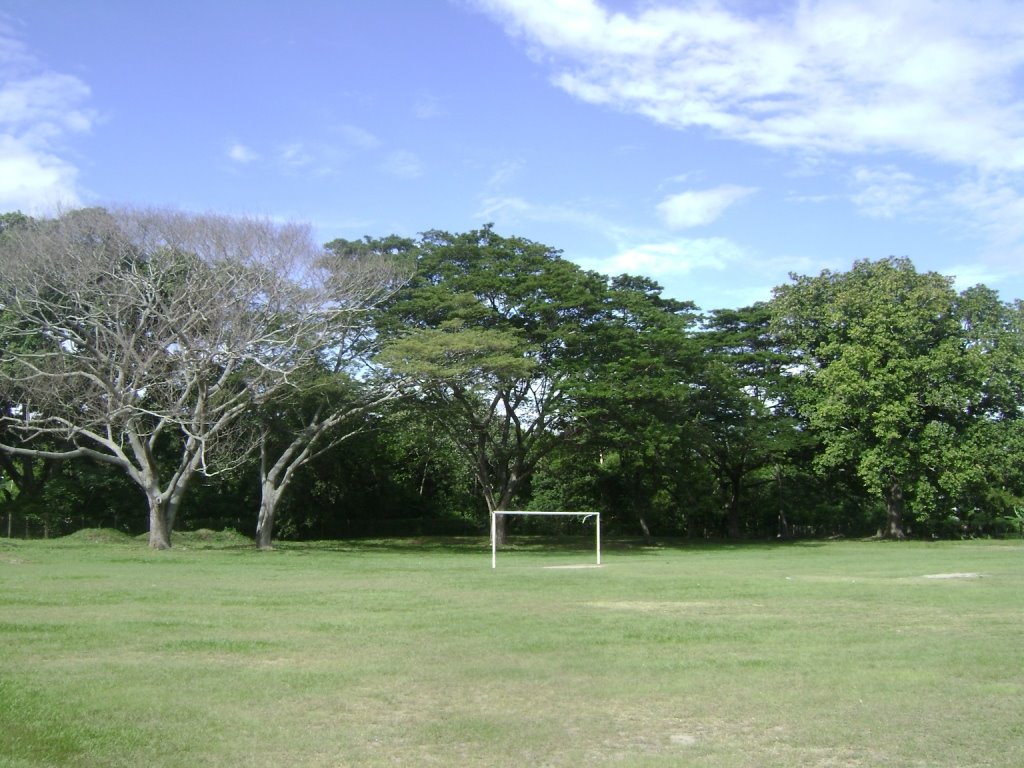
[2,208,1022,546]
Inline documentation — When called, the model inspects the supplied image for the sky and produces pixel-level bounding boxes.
[2,0,1024,312]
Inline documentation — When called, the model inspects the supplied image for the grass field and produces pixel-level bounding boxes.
[1,532,1022,767]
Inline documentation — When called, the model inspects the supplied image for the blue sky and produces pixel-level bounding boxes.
[3,0,1024,311]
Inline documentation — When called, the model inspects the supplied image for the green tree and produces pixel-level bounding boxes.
[689,303,807,538]
[771,257,967,539]
[376,226,608,544]
[564,274,700,537]
[931,287,1024,533]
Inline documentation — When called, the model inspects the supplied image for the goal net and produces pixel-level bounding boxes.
[490,510,601,569]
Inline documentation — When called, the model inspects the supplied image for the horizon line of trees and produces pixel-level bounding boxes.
[2,207,1022,547]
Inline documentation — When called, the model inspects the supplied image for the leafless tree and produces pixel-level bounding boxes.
[249,236,415,549]
[0,207,373,548]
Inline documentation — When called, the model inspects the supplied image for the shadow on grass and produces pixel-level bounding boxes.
[271,535,844,556]
[50,528,862,555]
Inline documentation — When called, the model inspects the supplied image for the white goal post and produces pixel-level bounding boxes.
[490,511,601,569]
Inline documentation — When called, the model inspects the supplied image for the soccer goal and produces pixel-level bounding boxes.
[490,510,601,569]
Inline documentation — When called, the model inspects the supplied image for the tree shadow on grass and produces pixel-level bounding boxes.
[270,535,838,556]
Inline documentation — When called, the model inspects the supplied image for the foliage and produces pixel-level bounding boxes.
[687,303,808,538]
[772,258,971,538]
[3,207,1023,542]
[375,226,609,542]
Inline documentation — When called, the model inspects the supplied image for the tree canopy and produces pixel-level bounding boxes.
[3,212,1022,544]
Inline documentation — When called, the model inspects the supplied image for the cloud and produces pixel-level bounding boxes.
[477,194,531,221]
[602,237,745,276]
[0,133,81,212]
[948,176,1024,248]
[475,0,1024,173]
[944,261,1007,292]
[849,165,927,218]
[226,141,259,164]
[656,185,755,229]
[381,149,423,179]
[279,141,315,170]
[0,29,94,212]
[574,235,761,309]
[476,193,624,238]
[485,159,523,190]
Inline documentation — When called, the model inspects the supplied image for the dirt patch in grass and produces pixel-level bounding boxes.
[922,572,982,579]
[585,600,732,614]
[543,564,603,570]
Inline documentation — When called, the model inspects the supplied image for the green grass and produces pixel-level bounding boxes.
[1,533,1023,767]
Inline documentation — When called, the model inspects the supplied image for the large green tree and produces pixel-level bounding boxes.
[689,303,806,538]
[771,257,968,539]
[376,226,608,544]
[935,286,1024,532]
[565,274,700,537]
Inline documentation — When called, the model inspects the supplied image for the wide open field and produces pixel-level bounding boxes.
[2,534,1022,767]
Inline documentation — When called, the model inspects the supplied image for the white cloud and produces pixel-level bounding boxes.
[948,176,1024,247]
[226,141,258,164]
[381,149,423,179]
[279,141,314,170]
[849,165,927,218]
[476,0,1024,173]
[656,185,755,229]
[595,237,746,277]
[0,30,94,213]
[0,133,80,212]
[476,193,624,238]
[944,261,1006,292]
[486,159,522,190]
[477,194,531,221]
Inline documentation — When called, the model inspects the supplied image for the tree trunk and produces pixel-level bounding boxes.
[637,513,652,541]
[775,466,790,539]
[881,480,907,540]
[256,437,292,551]
[142,465,196,549]
[147,494,172,550]
[485,469,516,548]
[255,484,281,550]
[725,473,743,539]
[491,508,509,547]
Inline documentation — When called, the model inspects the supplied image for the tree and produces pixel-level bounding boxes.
[771,257,966,539]
[250,235,414,549]
[0,207,335,548]
[688,304,806,538]
[564,274,701,537]
[253,371,393,548]
[376,226,608,544]
[0,210,59,537]
[930,287,1024,533]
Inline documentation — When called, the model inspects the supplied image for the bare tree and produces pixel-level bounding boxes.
[249,236,415,549]
[0,207,341,548]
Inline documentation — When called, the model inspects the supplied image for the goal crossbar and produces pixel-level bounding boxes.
[490,510,601,569]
